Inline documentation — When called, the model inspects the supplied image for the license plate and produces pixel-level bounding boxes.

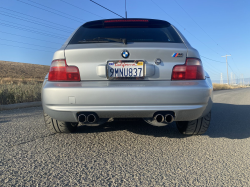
[107,61,144,80]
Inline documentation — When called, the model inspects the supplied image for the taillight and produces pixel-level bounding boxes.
[171,58,205,80]
[48,59,80,81]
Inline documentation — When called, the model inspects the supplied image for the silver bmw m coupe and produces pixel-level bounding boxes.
[42,18,213,135]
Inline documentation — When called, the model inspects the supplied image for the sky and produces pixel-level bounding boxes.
[0,0,249,82]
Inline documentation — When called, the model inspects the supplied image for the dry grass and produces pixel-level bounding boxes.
[0,80,43,105]
[0,60,49,80]
[213,83,248,91]
[0,60,49,105]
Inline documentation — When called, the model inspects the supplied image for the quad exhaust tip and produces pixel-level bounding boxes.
[78,114,97,123]
[165,114,174,123]
[87,114,96,123]
[154,114,165,123]
[78,114,86,123]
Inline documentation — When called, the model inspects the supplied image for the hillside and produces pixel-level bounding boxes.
[0,60,50,80]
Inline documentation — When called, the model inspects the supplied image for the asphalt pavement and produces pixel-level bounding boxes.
[1,88,250,186]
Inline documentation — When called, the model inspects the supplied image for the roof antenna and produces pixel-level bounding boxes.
[125,0,127,19]
[90,0,124,18]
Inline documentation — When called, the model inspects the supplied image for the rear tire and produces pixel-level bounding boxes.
[43,112,78,133]
[176,111,211,135]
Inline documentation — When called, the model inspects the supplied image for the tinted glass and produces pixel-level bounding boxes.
[69,19,183,44]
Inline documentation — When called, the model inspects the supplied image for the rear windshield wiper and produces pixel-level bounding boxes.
[79,37,127,44]
[78,40,109,43]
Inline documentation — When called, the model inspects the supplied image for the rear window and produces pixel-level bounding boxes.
[69,19,183,44]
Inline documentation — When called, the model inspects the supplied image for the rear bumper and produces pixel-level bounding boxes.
[42,79,213,122]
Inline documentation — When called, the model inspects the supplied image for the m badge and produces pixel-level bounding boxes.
[172,53,183,57]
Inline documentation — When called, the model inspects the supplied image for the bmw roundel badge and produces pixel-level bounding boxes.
[121,50,129,58]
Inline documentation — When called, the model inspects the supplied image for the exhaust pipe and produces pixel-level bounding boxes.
[165,114,174,123]
[154,114,164,123]
[87,114,96,123]
[78,114,86,123]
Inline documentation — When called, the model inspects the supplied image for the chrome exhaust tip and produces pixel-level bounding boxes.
[154,114,165,123]
[87,114,96,123]
[165,114,174,123]
[78,114,86,123]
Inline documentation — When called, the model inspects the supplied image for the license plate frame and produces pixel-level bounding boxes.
[107,60,145,80]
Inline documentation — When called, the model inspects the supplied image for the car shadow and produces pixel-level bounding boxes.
[0,116,11,123]
[75,103,250,139]
[76,119,184,138]
[0,119,11,124]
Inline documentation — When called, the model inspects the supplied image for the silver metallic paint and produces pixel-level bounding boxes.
[64,43,188,81]
[42,79,213,122]
[42,22,213,123]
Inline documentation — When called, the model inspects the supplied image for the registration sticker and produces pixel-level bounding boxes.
[137,61,143,66]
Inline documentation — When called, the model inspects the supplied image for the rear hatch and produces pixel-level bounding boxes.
[64,19,187,81]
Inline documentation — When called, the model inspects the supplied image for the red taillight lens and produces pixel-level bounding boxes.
[171,58,205,80]
[48,59,80,81]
